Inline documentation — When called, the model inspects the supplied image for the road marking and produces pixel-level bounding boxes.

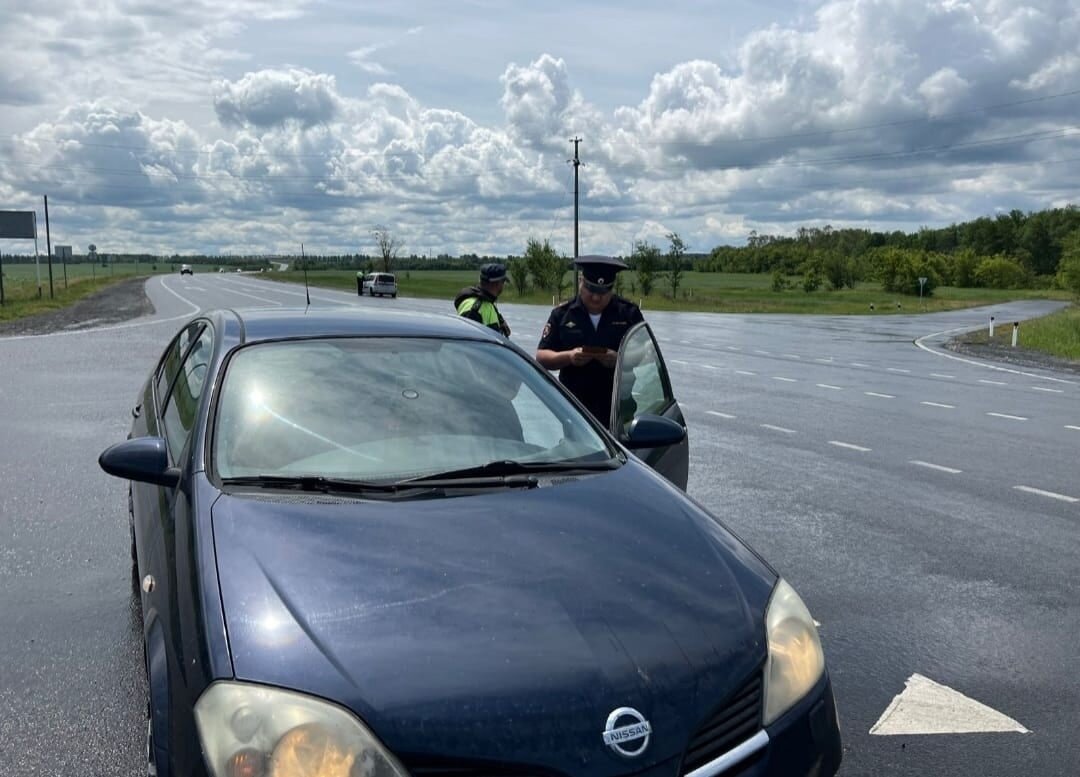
[679,340,693,345]
[1067,425,1080,432]
[930,373,955,379]
[987,412,1027,421]
[829,440,871,452]
[851,362,870,368]
[921,401,955,409]
[870,674,1030,735]
[187,285,206,291]
[754,349,771,355]
[979,379,1008,386]
[1013,485,1078,503]
[1032,386,1063,393]
[726,345,741,351]
[760,424,796,434]
[782,353,801,359]
[816,383,843,390]
[865,392,895,399]
[914,327,1079,386]
[910,460,962,474]
[887,367,911,374]
[707,411,736,419]
[772,376,797,383]
[814,357,834,363]
[735,370,756,376]
[671,359,690,366]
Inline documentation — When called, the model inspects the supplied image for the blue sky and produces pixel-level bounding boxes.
[1,0,1077,257]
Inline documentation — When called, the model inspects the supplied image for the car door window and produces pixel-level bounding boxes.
[156,322,204,411]
[161,327,213,461]
[612,323,674,431]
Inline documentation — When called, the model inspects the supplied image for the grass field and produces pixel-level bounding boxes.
[963,305,1080,360]
[0,261,179,321]
[271,268,1073,315]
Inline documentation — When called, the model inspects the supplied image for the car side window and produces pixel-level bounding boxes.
[156,322,204,411]
[614,325,672,430]
[161,327,214,461]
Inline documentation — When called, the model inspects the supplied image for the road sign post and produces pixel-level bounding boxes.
[918,276,928,310]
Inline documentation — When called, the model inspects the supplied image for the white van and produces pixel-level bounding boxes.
[358,272,398,298]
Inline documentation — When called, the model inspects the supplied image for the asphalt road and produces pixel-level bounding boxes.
[1,273,1076,776]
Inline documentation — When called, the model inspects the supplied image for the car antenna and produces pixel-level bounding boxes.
[301,242,311,309]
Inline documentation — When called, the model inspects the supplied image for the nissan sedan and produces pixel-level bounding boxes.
[99,307,841,777]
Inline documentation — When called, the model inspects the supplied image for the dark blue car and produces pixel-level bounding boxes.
[100,307,841,777]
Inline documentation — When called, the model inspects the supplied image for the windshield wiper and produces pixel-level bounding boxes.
[220,475,409,494]
[401,458,621,484]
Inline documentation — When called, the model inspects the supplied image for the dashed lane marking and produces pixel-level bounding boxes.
[1067,425,1080,432]
[701,364,719,370]
[754,349,771,355]
[816,384,843,390]
[814,358,834,363]
[1013,485,1078,503]
[987,412,1027,421]
[671,360,690,366]
[979,379,1008,386]
[707,411,736,419]
[829,440,871,452]
[865,392,895,399]
[726,345,741,351]
[910,460,962,474]
[760,424,797,434]
[851,362,870,367]
[735,370,756,376]
[887,367,912,374]
[930,373,955,379]
[772,376,797,383]
[921,401,955,409]
[1032,386,1064,393]
[782,353,801,359]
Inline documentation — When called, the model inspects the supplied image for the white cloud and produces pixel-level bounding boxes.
[214,69,342,128]
[918,68,971,117]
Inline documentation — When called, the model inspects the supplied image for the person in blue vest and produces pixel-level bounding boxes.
[454,263,511,336]
[535,255,644,423]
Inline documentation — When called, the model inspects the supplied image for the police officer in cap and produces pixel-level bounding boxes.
[455,263,511,336]
[535,255,644,423]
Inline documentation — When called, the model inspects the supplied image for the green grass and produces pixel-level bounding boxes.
[971,305,1080,360]
[270,269,1072,315]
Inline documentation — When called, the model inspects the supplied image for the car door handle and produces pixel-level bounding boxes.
[132,403,142,419]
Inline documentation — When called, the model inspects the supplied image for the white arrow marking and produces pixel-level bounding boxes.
[869,674,1030,735]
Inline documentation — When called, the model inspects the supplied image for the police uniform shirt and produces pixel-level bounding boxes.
[538,294,644,423]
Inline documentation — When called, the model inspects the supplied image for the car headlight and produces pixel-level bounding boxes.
[194,682,411,777]
[762,579,826,726]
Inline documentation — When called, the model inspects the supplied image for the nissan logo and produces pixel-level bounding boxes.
[602,707,652,758]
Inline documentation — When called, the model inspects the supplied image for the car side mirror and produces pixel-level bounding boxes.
[99,437,181,488]
[622,414,686,449]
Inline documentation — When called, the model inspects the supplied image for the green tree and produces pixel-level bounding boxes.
[508,258,530,296]
[1056,229,1080,297]
[523,238,568,298]
[631,240,661,296]
[973,255,1030,289]
[665,232,686,298]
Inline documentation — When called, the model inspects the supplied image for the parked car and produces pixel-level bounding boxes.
[99,308,841,777]
[179,264,193,275]
[358,271,398,297]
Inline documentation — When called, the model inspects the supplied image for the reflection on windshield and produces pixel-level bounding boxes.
[214,338,612,481]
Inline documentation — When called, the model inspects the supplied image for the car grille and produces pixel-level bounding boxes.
[680,673,763,776]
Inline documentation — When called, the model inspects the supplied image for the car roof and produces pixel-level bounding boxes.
[218,306,504,344]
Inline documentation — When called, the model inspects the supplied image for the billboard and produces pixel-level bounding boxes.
[56,245,72,260]
[0,211,37,239]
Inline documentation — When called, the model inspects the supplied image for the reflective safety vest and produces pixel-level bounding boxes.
[457,297,509,335]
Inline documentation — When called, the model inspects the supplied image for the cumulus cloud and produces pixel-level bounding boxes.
[214,69,342,128]
[500,54,601,150]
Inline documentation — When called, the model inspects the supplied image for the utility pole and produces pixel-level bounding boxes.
[44,195,54,299]
[569,136,581,289]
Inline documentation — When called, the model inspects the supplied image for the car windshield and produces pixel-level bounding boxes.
[213,337,614,481]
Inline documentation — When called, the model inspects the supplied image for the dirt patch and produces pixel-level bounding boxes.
[946,336,1080,376]
[0,277,153,338]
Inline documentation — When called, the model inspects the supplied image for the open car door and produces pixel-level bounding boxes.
[610,322,689,490]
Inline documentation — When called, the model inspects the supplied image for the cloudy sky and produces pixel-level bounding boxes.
[1,0,1078,257]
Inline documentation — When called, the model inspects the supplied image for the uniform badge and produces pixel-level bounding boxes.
[566,321,577,329]
[542,322,551,339]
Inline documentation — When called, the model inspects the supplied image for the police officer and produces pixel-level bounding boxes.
[535,255,644,423]
[455,263,511,336]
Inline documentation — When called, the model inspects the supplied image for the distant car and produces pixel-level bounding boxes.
[98,307,841,777]
[358,271,398,298]
[180,264,193,276]
[235,268,242,273]
[218,268,225,273]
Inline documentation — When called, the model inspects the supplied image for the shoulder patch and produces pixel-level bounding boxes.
[542,322,551,339]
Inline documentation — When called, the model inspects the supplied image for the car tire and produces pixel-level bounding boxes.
[392,293,397,298]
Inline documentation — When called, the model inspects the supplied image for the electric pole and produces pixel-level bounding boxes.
[569,136,581,289]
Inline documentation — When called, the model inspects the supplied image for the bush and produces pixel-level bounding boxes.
[771,268,787,292]
[1058,255,1080,298]
[973,255,1030,289]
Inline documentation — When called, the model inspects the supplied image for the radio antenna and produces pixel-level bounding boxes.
[301,243,311,308]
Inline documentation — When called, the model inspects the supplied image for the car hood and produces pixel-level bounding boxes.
[212,462,775,775]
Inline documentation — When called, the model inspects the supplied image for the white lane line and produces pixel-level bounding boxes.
[921,401,955,409]
[816,383,843,390]
[915,326,1079,386]
[679,340,693,345]
[1067,425,1080,431]
[987,412,1027,421]
[910,460,963,474]
[726,345,742,351]
[979,379,1008,386]
[222,287,283,305]
[754,349,771,355]
[772,376,797,383]
[782,353,802,359]
[815,357,834,363]
[701,364,719,370]
[1013,485,1078,504]
[930,373,955,379]
[671,359,690,367]
[851,362,870,368]
[760,424,797,434]
[829,440,871,452]
[865,391,896,399]
[187,285,206,291]
[887,367,912,374]
[1032,386,1064,394]
[707,411,737,419]
[735,370,757,376]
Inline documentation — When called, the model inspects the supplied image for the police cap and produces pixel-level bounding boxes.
[480,262,507,283]
[575,254,627,292]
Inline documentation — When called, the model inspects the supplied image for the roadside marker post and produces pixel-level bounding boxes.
[1012,322,1019,348]
[989,316,995,337]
